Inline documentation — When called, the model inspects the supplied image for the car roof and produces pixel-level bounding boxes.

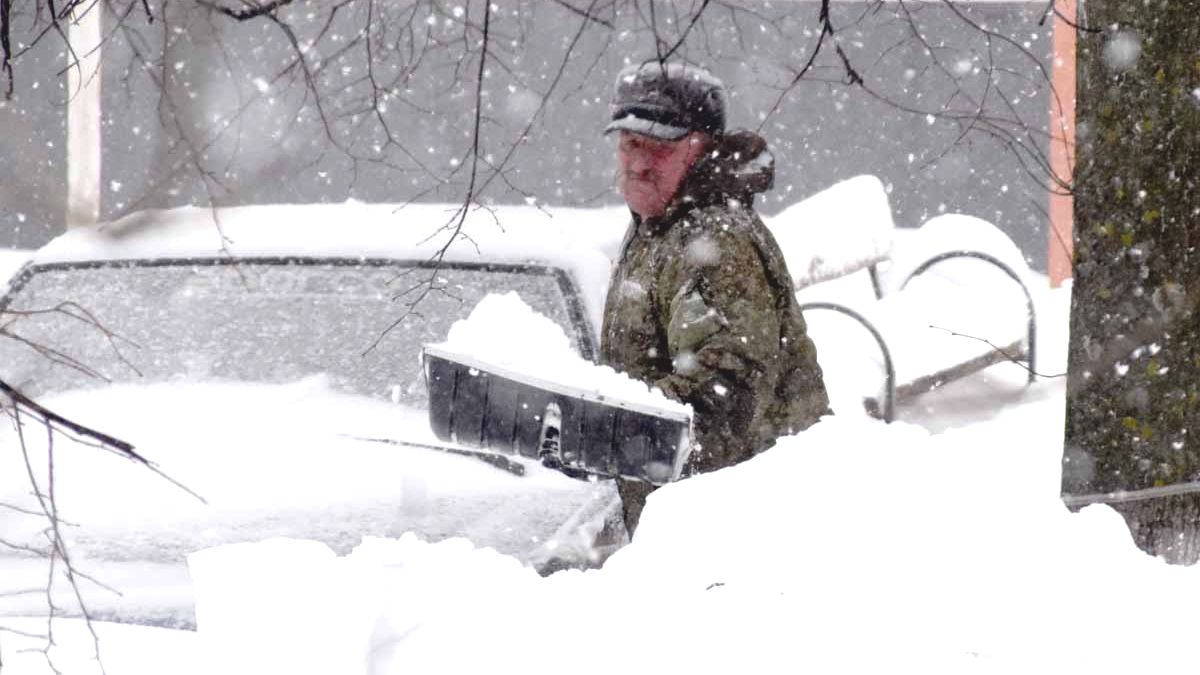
[30,201,630,333]
[37,201,626,266]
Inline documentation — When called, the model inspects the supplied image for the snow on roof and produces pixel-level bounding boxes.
[30,177,905,309]
[30,201,630,333]
[33,201,627,267]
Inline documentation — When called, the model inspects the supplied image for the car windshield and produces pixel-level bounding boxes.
[0,260,589,403]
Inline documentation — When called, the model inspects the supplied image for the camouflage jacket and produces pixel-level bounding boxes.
[599,130,830,476]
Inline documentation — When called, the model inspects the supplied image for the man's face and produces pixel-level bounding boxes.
[616,130,708,219]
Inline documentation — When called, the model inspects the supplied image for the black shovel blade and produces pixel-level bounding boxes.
[423,346,689,485]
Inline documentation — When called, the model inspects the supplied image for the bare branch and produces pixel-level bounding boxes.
[1,0,13,99]
[757,0,835,132]
[929,325,1065,379]
[363,0,495,354]
[195,0,296,22]
[1,377,137,457]
[551,0,613,28]
[660,0,711,62]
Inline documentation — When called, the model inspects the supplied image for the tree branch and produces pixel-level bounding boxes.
[195,0,296,22]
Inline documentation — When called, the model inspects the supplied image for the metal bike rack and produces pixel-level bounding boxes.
[797,301,898,422]
[900,250,1038,385]
[799,250,1039,422]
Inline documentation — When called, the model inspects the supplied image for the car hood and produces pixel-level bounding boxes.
[0,376,614,624]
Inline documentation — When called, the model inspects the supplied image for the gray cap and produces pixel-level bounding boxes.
[605,62,726,141]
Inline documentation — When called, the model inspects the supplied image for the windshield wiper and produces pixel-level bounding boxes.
[339,434,527,477]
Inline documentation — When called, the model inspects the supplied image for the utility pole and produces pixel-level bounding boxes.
[66,4,102,228]
[1047,0,1076,288]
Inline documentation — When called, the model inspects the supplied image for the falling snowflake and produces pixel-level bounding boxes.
[1103,31,1141,72]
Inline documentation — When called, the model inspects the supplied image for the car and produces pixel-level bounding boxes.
[0,188,1039,636]
[0,201,631,629]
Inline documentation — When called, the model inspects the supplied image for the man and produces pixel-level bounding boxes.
[600,61,831,535]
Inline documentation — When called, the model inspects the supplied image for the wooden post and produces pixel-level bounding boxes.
[1047,0,1076,287]
[67,4,102,228]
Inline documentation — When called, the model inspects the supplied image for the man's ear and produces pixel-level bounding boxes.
[686,132,712,164]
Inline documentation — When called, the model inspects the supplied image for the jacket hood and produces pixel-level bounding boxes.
[631,130,775,232]
[680,129,775,206]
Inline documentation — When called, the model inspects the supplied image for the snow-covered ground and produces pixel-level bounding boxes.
[0,181,1184,674]
[0,619,200,675]
[10,281,1200,675]
[0,378,613,627]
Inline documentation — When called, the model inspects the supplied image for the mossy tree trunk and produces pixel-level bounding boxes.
[1065,0,1200,563]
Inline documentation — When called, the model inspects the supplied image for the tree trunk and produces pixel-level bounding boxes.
[1064,0,1200,563]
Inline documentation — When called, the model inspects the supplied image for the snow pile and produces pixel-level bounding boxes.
[0,376,604,625]
[189,536,539,675]
[429,292,689,417]
[439,290,576,362]
[189,394,1200,675]
[188,539,385,675]
[0,617,200,675]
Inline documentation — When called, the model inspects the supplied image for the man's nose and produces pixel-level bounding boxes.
[626,150,653,175]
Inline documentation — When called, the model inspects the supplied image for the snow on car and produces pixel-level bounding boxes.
[160,288,1200,675]
[0,247,31,285]
[0,202,632,628]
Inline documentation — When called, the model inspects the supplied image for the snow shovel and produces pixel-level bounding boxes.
[422,345,692,485]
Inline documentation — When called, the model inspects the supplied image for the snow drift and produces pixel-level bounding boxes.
[188,400,1200,675]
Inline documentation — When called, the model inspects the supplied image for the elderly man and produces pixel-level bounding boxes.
[601,62,830,535]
